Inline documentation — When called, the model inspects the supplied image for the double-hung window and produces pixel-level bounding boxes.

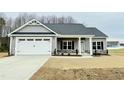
[97,42,101,49]
[68,41,72,49]
[63,42,67,49]
[62,41,74,50]
[92,42,96,50]
[92,41,104,50]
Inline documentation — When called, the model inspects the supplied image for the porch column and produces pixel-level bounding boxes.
[54,37,57,55]
[9,36,12,55]
[78,37,81,55]
[55,37,57,50]
[89,37,93,55]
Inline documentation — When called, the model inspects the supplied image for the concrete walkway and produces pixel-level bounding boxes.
[0,56,49,80]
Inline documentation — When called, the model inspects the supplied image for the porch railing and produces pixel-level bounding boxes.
[53,49,108,56]
[54,49,79,56]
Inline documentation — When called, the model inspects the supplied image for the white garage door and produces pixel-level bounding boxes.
[15,37,51,55]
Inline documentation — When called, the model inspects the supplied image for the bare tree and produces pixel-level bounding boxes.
[12,13,37,29]
[11,13,76,30]
[39,16,46,23]
[0,17,6,26]
[0,13,7,20]
[6,17,12,27]
[39,15,75,24]
[0,15,6,37]
[66,16,75,23]
[50,16,57,23]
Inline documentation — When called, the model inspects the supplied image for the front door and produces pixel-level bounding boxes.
[81,40,85,53]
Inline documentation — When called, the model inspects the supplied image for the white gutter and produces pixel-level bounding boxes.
[8,34,56,37]
[57,35,95,38]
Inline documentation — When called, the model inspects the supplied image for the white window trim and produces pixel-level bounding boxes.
[93,41,103,50]
[97,42,102,49]
[62,40,73,50]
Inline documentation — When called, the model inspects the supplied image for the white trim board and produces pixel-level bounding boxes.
[57,35,95,38]
[9,34,56,37]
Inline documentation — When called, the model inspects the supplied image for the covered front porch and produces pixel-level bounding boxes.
[53,36,93,56]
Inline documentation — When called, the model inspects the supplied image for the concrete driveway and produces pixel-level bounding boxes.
[0,56,49,80]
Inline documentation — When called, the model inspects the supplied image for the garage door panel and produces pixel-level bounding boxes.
[16,38,51,55]
[17,51,50,55]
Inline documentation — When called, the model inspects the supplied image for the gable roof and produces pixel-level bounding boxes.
[8,19,108,37]
[45,24,108,37]
[8,19,58,36]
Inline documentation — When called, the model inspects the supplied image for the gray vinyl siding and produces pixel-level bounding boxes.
[17,25,51,33]
[74,40,78,50]
[83,38,107,51]
[92,38,107,50]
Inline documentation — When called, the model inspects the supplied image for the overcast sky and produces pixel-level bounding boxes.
[4,12,124,41]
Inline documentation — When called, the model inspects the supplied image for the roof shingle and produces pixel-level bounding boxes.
[86,27,108,37]
[45,24,108,37]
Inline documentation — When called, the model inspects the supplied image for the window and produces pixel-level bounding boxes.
[68,41,72,49]
[35,39,42,41]
[97,42,101,49]
[62,41,74,50]
[19,39,25,41]
[27,39,33,41]
[92,41,104,50]
[92,42,96,49]
[44,39,50,41]
[63,42,67,49]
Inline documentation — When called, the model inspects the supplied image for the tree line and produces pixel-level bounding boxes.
[0,13,76,31]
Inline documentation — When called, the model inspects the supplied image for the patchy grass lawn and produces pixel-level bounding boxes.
[0,52,8,58]
[31,48,124,80]
[31,68,124,80]
[108,48,124,56]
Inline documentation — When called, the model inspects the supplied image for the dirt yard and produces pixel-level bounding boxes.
[0,52,8,58]
[31,68,124,80]
[108,48,124,56]
[31,49,124,80]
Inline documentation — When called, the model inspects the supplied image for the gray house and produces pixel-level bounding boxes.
[107,41,120,48]
[8,19,108,56]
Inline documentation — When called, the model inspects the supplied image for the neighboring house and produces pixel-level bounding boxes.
[107,41,120,48]
[8,19,108,56]
[120,42,124,47]
[107,40,124,49]
[0,26,11,49]
[120,43,124,47]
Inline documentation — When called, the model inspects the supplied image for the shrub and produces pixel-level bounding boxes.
[0,46,9,52]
